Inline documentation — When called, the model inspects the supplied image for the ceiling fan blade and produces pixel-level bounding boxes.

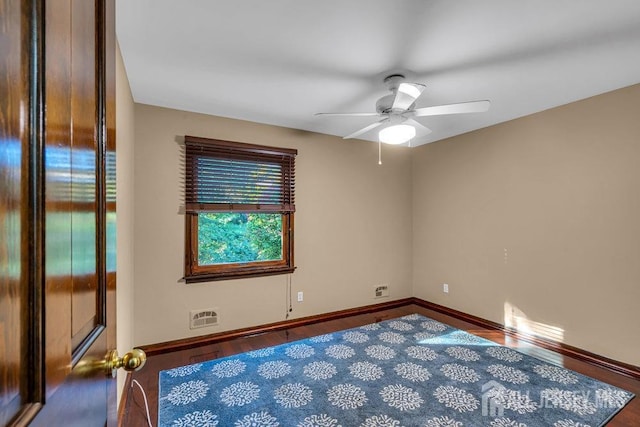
[412,100,490,117]
[392,83,426,111]
[314,112,379,117]
[343,119,387,139]
[404,118,432,136]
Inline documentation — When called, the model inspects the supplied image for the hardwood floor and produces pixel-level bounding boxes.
[119,304,639,426]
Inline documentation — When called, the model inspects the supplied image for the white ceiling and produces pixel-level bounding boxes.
[116,1,640,147]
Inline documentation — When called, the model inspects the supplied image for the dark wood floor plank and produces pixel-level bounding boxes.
[120,304,639,426]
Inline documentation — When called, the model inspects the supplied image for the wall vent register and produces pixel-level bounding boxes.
[375,285,390,298]
[190,309,218,329]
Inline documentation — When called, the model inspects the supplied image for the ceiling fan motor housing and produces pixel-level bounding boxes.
[376,94,397,114]
[377,74,417,114]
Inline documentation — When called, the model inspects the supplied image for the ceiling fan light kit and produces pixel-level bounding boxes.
[315,73,490,150]
[379,124,415,145]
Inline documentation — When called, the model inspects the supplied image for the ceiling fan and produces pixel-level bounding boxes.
[315,74,490,145]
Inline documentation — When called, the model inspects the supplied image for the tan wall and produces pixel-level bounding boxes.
[133,105,413,346]
[412,83,640,366]
[115,41,136,402]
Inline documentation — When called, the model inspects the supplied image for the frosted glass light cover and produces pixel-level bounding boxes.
[379,124,415,145]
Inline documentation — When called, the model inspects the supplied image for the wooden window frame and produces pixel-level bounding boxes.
[185,212,294,282]
[183,136,296,283]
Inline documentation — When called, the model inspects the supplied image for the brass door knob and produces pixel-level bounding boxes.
[105,348,147,377]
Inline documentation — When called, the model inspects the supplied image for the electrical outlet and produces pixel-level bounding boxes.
[297,291,304,302]
[443,283,449,293]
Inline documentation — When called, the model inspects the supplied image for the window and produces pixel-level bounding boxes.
[184,136,296,282]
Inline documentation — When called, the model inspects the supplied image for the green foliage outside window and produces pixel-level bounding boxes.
[197,213,282,265]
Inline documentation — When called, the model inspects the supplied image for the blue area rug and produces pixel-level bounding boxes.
[158,314,634,426]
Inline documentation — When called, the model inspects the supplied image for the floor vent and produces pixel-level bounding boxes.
[190,309,218,329]
[374,285,389,298]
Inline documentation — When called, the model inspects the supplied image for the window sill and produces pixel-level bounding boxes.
[184,266,296,284]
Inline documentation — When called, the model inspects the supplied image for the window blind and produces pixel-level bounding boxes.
[185,136,297,213]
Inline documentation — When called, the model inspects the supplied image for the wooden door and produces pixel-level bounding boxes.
[0,0,116,425]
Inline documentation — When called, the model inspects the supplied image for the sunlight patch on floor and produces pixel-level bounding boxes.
[504,301,564,342]
[504,301,565,364]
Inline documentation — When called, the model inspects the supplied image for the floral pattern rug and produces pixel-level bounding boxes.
[158,314,634,426]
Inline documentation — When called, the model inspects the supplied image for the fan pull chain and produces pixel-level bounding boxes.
[378,139,382,165]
